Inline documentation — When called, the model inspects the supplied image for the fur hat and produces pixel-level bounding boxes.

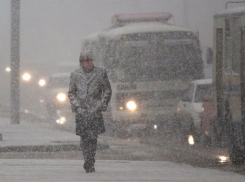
[79,50,93,62]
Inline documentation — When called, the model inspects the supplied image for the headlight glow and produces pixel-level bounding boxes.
[126,100,137,111]
[56,116,66,124]
[218,156,228,163]
[60,117,66,124]
[39,79,46,87]
[56,93,66,102]
[22,72,31,81]
[188,135,195,145]
[6,67,11,72]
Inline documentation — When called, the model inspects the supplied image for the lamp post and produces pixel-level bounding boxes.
[10,0,20,124]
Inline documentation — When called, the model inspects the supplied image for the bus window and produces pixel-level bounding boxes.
[232,17,241,75]
[225,18,232,74]
[117,36,201,82]
[104,41,119,69]
[216,28,224,119]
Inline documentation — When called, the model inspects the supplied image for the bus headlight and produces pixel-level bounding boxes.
[126,100,137,111]
[56,93,66,102]
[39,79,46,87]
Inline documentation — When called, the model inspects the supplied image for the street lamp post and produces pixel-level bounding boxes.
[10,0,20,124]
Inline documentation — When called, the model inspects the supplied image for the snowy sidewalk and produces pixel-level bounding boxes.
[0,117,108,152]
[0,159,245,182]
[0,117,245,181]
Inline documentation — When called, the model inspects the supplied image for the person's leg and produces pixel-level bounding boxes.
[80,135,88,170]
[80,131,98,172]
[86,137,97,171]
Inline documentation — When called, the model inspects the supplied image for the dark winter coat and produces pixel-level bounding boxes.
[68,66,112,136]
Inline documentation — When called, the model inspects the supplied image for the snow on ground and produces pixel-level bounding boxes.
[0,159,245,182]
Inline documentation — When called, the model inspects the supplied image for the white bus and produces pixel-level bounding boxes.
[212,6,245,165]
[82,12,205,137]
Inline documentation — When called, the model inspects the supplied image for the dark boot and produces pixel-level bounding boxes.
[85,167,95,173]
[84,161,95,173]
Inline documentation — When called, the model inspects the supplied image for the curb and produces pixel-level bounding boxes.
[0,143,110,153]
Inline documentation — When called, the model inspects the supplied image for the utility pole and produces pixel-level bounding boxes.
[10,0,20,124]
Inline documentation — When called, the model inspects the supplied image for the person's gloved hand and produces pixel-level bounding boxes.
[95,102,107,112]
[75,108,85,117]
[87,108,97,116]
[76,107,82,113]
[100,104,107,112]
[86,105,103,118]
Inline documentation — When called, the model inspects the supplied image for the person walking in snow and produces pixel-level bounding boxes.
[68,50,112,173]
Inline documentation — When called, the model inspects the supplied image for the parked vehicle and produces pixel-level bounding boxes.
[212,6,245,165]
[44,62,79,128]
[45,73,73,127]
[177,79,212,138]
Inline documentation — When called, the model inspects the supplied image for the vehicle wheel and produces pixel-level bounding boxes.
[230,153,244,165]
[177,119,194,143]
[199,131,209,145]
[229,146,245,165]
[190,122,195,134]
[199,119,213,146]
[168,119,181,136]
[209,125,219,146]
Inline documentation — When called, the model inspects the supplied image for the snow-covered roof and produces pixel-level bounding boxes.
[82,32,99,42]
[214,6,245,18]
[98,22,192,38]
[111,12,173,25]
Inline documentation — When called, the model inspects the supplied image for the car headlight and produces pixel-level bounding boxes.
[56,93,66,102]
[56,116,66,124]
[126,100,137,111]
[22,72,31,81]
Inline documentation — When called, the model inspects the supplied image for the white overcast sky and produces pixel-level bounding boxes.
[0,0,242,71]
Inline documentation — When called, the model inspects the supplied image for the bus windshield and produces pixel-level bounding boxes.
[115,38,201,82]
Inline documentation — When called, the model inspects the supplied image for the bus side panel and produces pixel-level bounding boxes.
[213,17,225,125]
